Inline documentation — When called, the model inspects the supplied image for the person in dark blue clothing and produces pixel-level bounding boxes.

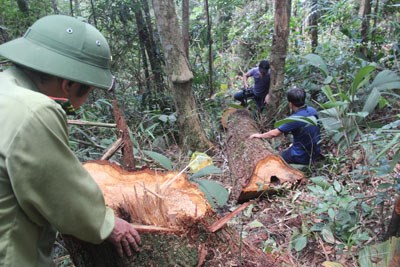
[249,87,321,165]
[234,60,271,113]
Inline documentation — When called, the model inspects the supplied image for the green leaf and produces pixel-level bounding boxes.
[350,65,376,97]
[377,183,393,190]
[321,228,335,244]
[362,87,381,114]
[190,165,222,179]
[328,208,336,220]
[294,235,308,252]
[376,134,400,159]
[192,179,229,208]
[310,176,331,190]
[304,54,329,76]
[248,219,264,228]
[359,236,400,267]
[370,70,400,91]
[143,150,173,170]
[274,116,318,128]
[324,76,333,84]
[333,181,342,192]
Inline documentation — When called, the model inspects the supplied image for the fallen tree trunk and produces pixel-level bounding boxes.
[225,109,305,202]
[63,161,281,266]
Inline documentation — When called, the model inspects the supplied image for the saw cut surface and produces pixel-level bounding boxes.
[84,161,211,226]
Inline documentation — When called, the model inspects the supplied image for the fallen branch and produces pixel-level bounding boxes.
[67,120,117,128]
[131,223,178,233]
[208,201,255,232]
[101,138,124,160]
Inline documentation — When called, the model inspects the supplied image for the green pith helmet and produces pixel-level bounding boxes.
[0,15,114,90]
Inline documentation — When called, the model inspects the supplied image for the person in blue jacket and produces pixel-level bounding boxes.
[250,87,321,165]
[234,60,271,113]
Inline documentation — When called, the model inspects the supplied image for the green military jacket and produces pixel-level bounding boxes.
[0,67,115,266]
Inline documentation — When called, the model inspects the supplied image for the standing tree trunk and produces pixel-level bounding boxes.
[89,0,97,28]
[50,0,59,14]
[134,0,166,92]
[205,0,214,97]
[371,0,379,46]
[16,0,29,14]
[182,0,189,57]
[268,0,292,118]
[309,0,319,53]
[69,0,74,16]
[73,0,81,16]
[359,0,371,59]
[152,0,214,152]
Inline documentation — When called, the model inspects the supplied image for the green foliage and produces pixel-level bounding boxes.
[302,177,372,251]
[302,53,400,152]
[143,150,173,170]
[358,236,400,267]
[191,178,229,209]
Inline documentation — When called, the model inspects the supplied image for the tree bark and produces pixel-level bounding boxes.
[182,0,189,57]
[268,0,292,118]
[112,100,135,171]
[50,0,59,14]
[134,0,165,92]
[205,0,214,97]
[225,109,304,202]
[152,0,214,152]
[359,0,371,59]
[63,161,281,267]
[309,0,319,53]
[16,0,29,14]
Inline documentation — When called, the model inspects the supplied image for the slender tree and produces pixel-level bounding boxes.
[50,0,59,14]
[268,0,292,117]
[139,0,165,91]
[204,0,214,97]
[152,0,214,152]
[182,0,189,57]
[309,0,319,53]
[69,0,74,16]
[359,0,372,59]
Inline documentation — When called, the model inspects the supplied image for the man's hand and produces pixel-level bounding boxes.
[264,94,270,105]
[107,217,141,257]
[249,133,263,139]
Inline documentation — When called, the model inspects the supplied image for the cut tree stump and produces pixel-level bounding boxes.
[225,109,305,202]
[63,161,281,267]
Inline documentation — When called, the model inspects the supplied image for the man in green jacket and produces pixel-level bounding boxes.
[0,15,141,266]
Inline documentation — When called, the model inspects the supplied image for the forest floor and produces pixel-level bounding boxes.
[207,128,399,267]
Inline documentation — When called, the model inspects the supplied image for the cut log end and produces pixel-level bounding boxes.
[238,155,305,202]
[84,161,212,229]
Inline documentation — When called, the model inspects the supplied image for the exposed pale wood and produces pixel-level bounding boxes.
[63,161,281,266]
[130,223,177,233]
[67,120,116,128]
[84,161,211,226]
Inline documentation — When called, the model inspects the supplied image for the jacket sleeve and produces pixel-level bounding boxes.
[5,103,114,244]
